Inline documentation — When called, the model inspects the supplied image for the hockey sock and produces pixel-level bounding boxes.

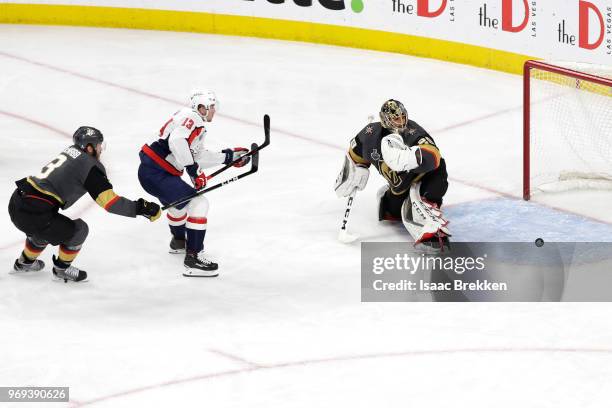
[186,216,207,253]
[169,224,186,240]
[58,245,80,264]
[167,209,187,240]
[52,255,71,271]
[22,237,47,262]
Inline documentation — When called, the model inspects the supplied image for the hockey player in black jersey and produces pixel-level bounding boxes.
[334,100,450,247]
[8,126,162,282]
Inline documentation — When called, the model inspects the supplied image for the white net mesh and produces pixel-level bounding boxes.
[528,61,612,194]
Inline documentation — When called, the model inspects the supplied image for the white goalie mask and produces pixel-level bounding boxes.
[190,89,218,121]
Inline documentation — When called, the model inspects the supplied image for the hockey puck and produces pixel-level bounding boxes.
[535,238,544,247]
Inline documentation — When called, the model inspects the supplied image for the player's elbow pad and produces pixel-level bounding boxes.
[381,134,420,172]
[334,153,369,198]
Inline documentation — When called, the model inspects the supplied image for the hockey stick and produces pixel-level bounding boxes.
[161,115,270,211]
[338,188,359,243]
[205,114,270,181]
[337,115,374,244]
[162,142,260,210]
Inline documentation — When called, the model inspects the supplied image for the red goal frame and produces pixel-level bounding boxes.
[523,60,612,200]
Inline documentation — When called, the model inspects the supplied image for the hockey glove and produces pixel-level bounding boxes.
[194,172,207,190]
[222,147,251,168]
[136,198,161,222]
[186,164,207,190]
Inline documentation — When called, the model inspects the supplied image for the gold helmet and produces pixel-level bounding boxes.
[380,99,408,132]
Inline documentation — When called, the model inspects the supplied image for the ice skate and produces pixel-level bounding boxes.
[169,237,186,254]
[12,254,45,273]
[52,256,87,282]
[183,252,219,277]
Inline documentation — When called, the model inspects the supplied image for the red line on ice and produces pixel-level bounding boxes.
[72,346,612,406]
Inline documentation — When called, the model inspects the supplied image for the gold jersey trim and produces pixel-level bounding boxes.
[26,177,65,205]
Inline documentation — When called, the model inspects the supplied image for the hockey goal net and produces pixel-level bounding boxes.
[523,60,612,200]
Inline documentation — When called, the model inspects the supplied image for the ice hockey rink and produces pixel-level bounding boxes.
[1,25,612,407]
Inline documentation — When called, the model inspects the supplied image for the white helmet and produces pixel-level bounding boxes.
[190,89,218,120]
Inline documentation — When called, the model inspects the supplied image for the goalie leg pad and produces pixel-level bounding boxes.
[401,183,450,246]
[334,153,369,198]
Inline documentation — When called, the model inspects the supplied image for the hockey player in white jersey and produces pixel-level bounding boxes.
[138,90,250,276]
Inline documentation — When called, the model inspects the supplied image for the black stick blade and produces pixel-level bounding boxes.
[262,114,270,147]
[250,142,260,172]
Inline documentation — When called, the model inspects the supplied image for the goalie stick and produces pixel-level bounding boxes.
[162,114,270,211]
[338,188,359,243]
[337,115,374,244]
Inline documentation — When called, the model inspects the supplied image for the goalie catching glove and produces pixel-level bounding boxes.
[334,153,369,198]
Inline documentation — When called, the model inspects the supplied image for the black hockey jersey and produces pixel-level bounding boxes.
[349,120,445,195]
[26,145,137,217]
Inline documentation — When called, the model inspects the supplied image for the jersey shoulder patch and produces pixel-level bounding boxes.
[358,121,382,142]
[401,120,435,147]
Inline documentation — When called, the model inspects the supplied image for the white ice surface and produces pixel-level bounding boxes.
[1,25,612,407]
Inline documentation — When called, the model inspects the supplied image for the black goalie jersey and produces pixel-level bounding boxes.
[349,120,446,195]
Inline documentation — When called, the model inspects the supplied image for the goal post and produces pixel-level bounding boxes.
[523,60,612,201]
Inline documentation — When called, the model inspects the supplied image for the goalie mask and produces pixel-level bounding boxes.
[380,99,408,132]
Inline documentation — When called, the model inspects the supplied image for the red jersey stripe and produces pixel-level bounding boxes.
[141,145,183,176]
[103,195,120,210]
[187,127,203,146]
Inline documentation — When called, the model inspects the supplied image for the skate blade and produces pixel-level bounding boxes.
[9,268,45,275]
[183,268,219,278]
[52,275,89,283]
[182,272,219,278]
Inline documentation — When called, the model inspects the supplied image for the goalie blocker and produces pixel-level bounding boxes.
[335,99,449,247]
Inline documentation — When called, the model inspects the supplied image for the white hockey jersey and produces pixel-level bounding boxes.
[142,107,226,175]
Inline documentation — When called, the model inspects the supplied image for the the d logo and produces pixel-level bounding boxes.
[579,0,604,50]
[417,0,447,18]
[501,0,529,33]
